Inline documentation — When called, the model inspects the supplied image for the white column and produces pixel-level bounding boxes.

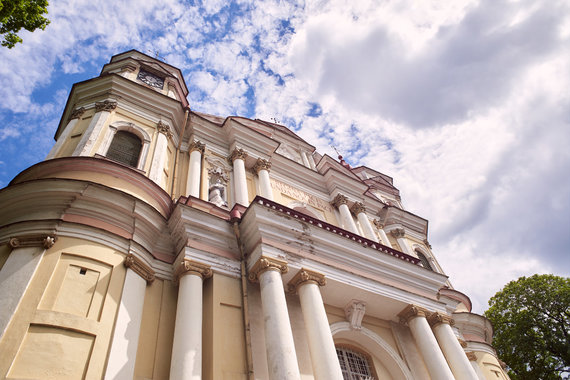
[351,203,379,242]
[332,194,358,234]
[399,305,455,380]
[186,141,205,198]
[149,122,171,184]
[428,313,479,380]
[289,270,343,380]
[105,255,154,380]
[230,148,249,206]
[308,153,317,170]
[254,158,274,200]
[249,257,301,380]
[0,236,55,340]
[391,228,414,256]
[170,260,212,380]
[73,101,117,156]
[466,352,486,380]
[46,108,85,159]
[373,220,393,248]
[300,151,311,168]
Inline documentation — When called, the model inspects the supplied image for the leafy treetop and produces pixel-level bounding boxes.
[0,0,50,48]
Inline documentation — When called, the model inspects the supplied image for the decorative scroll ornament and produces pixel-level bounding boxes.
[253,158,271,174]
[174,259,212,282]
[398,304,429,324]
[427,312,455,327]
[9,235,57,249]
[69,107,86,120]
[189,140,205,154]
[350,201,366,215]
[124,254,155,283]
[372,219,384,229]
[458,338,468,348]
[156,121,173,138]
[465,352,478,362]
[248,256,288,283]
[95,100,118,112]
[331,193,349,208]
[344,300,367,330]
[287,269,326,293]
[390,228,406,238]
[228,148,248,163]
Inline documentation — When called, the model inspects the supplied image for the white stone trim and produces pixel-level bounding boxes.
[98,121,151,171]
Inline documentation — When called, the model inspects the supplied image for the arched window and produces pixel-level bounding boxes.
[336,346,376,380]
[416,250,433,271]
[106,131,142,167]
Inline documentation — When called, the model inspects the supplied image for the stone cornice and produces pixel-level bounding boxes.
[95,100,118,112]
[287,268,326,293]
[189,140,205,154]
[228,148,248,163]
[427,312,455,327]
[398,304,429,324]
[331,193,349,208]
[124,254,155,283]
[253,158,271,174]
[174,259,213,282]
[350,202,366,215]
[9,235,57,249]
[248,256,288,283]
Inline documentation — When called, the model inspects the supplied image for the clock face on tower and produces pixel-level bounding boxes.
[137,70,164,89]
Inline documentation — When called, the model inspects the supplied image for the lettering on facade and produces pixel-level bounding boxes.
[271,180,332,212]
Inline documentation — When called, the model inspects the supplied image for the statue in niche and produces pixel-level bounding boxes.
[208,167,228,208]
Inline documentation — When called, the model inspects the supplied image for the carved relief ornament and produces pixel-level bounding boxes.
[398,304,429,324]
[373,219,384,229]
[427,312,455,327]
[248,256,288,283]
[466,352,478,362]
[174,259,213,282]
[331,194,349,208]
[124,254,155,283]
[95,100,118,112]
[270,179,332,212]
[156,121,173,138]
[287,269,326,293]
[9,235,57,249]
[253,158,272,174]
[189,140,205,154]
[228,148,248,163]
[69,107,86,120]
[390,228,406,238]
[350,201,366,215]
[345,300,367,330]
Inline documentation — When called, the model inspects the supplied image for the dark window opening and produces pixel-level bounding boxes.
[106,131,142,167]
[337,347,376,380]
[417,251,433,271]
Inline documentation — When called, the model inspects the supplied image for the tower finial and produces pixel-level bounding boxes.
[331,145,351,169]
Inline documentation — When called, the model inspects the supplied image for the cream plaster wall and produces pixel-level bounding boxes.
[58,113,94,158]
[473,351,510,380]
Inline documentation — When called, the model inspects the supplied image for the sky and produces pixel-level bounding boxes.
[0,0,569,313]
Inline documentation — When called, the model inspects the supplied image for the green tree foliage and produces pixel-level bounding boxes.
[0,0,50,48]
[485,274,570,380]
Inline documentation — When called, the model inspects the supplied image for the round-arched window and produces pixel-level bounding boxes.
[336,346,376,380]
[416,251,433,271]
[106,131,142,167]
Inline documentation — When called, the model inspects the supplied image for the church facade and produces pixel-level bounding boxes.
[0,50,509,380]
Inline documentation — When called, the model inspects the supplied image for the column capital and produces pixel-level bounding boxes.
[331,193,349,208]
[465,352,477,362]
[427,312,455,327]
[9,234,57,249]
[174,259,212,282]
[350,201,366,215]
[228,148,248,163]
[69,107,86,120]
[390,228,406,238]
[287,269,326,293]
[398,304,429,324]
[157,121,173,138]
[248,256,288,282]
[124,254,155,283]
[253,158,272,174]
[373,219,384,229]
[95,100,117,112]
[189,140,205,154]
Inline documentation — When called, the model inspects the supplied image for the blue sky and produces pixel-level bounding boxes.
[1,0,569,312]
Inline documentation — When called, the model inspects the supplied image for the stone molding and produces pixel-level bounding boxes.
[398,304,429,324]
[372,219,384,229]
[390,228,406,238]
[286,268,326,293]
[189,140,205,154]
[124,254,155,283]
[248,256,288,283]
[69,107,86,120]
[344,299,367,330]
[427,312,455,327]
[156,121,173,138]
[174,259,213,282]
[228,148,248,163]
[465,352,477,362]
[9,235,57,249]
[253,158,271,174]
[95,100,118,112]
[331,193,349,208]
[350,201,366,215]
[423,239,432,249]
